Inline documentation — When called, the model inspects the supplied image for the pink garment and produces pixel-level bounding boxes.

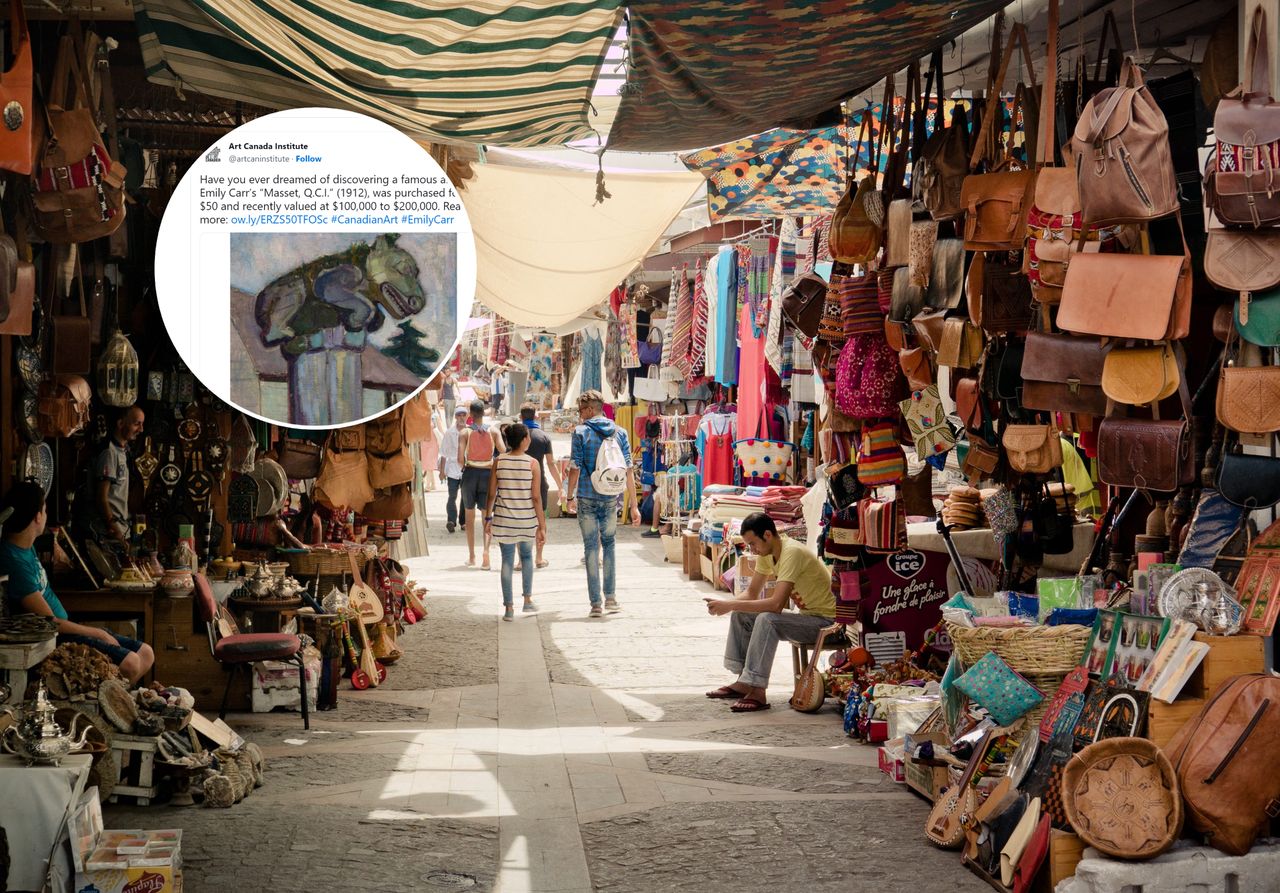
[736,300,766,439]
[703,432,735,487]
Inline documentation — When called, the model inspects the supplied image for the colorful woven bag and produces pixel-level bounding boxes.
[835,334,903,419]
[856,421,905,487]
[734,438,795,486]
[839,273,881,338]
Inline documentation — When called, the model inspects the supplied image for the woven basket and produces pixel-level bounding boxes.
[286,549,351,577]
[947,624,1090,676]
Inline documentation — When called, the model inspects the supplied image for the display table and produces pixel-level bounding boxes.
[0,753,92,891]
[906,521,1097,579]
[0,638,56,706]
[227,596,302,634]
[56,588,155,648]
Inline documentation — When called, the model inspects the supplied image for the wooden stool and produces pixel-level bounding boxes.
[790,626,852,682]
[111,734,161,805]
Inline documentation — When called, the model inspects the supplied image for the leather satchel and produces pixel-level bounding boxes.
[362,484,415,521]
[1020,332,1107,415]
[1205,7,1280,228]
[1216,341,1280,436]
[365,409,414,488]
[36,373,91,437]
[1097,409,1194,493]
[1234,290,1280,346]
[956,376,986,434]
[1003,424,1063,474]
[1058,221,1191,341]
[781,271,828,338]
[911,308,948,354]
[963,438,1001,484]
[0,0,34,175]
[889,266,926,323]
[898,346,934,391]
[937,317,983,369]
[278,437,323,480]
[886,198,913,268]
[1102,342,1180,406]
[977,251,1034,334]
[1216,450,1280,510]
[1205,228,1280,294]
[1072,58,1179,224]
[926,238,966,310]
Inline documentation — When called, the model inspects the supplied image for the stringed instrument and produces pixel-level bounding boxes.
[347,550,384,623]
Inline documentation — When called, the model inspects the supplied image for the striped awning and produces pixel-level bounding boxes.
[134,0,622,147]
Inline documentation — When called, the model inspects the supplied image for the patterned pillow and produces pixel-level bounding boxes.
[954,652,1045,726]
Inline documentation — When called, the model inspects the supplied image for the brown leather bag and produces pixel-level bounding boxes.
[277,437,323,479]
[362,484,415,521]
[915,48,970,221]
[781,271,828,339]
[37,373,91,437]
[403,391,433,443]
[0,1,34,175]
[1003,424,1063,474]
[48,248,92,375]
[830,112,883,264]
[314,438,374,511]
[898,347,933,391]
[937,317,983,369]
[1058,215,1191,341]
[1205,8,1280,228]
[1020,332,1107,415]
[925,238,966,310]
[1166,673,1280,856]
[962,439,1000,484]
[911,308,948,354]
[1216,337,1280,435]
[1097,374,1194,492]
[977,251,1035,334]
[29,34,126,244]
[1072,58,1178,224]
[955,376,985,434]
[365,408,414,489]
[1204,228,1280,294]
[1103,342,1180,407]
[0,257,34,336]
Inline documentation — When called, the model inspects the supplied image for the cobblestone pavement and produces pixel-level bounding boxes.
[107,432,985,893]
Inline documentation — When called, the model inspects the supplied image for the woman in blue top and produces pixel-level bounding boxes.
[0,482,155,683]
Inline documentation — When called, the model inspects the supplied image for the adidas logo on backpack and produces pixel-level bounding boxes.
[590,431,629,496]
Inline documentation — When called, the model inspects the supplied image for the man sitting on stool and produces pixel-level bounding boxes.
[0,482,155,684]
[704,512,835,712]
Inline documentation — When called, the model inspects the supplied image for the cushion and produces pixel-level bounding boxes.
[215,633,300,663]
[954,652,1045,726]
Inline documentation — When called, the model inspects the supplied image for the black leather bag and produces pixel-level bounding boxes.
[1215,450,1280,509]
[980,252,1035,334]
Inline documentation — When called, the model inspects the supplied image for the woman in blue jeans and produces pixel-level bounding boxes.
[484,424,546,621]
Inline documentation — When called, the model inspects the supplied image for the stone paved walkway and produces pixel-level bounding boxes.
[109,438,987,893]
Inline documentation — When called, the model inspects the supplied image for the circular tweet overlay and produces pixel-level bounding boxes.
[155,107,475,429]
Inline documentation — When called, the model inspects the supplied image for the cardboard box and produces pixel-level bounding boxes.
[902,731,950,803]
[72,793,183,893]
[682,532,702,580]
[878,741,906,783]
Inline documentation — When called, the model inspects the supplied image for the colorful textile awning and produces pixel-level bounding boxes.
[134,0,622,147]
[608,0,1007,152]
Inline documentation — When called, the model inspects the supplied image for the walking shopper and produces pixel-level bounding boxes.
[484,423,546,621]
[565,390,640,617]
[438,406,468,532]
[519,402,563,569]
[458,399,496,569]
[704,512,836,712]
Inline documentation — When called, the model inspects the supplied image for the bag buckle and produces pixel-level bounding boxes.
[1066,377,1081,396]
[1267,799,1280,819]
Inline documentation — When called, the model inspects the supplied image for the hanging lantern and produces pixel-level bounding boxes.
[97,327,139,407]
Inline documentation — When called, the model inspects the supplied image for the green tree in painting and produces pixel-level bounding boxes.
[384,319,440,376]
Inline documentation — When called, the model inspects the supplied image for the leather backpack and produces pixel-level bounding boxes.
[0,0,34,176]
[30,34,126,243]
[781,271,828,338]
[1166,674,1280,856]
[1205,7,1280,228]
[1072,58,1178,224]
[829,110,884,265]
[915,48,970,222]
[366,408,414,488]
[36,373,91,437]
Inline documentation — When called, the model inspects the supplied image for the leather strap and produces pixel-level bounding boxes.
[1038,0,1059,167]
[969,22,1038,170]
[1093,11,1124,84]
[1243,5,1272,100]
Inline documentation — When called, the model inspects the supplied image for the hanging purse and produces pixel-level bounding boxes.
[48,247,91,375]
[0,0,34,175]
[1003,424,1064,475]
[925,238,966,310]
[908,219,938,287]
[1215,334,1280,436]
[1020,332,1107,415]
[886,199,914,269]
[1101,342,1180,407]
[314,436,374,510]
[963,438,1001,485]
[362,484,416,521]
[1216,447,1280,510]
[365,409,414,488]
[859,496,907,553]
[937,318,983,369]
[734,438,796,485]
[1234,287,1280,348]
[900,385,956,460]
[1097,372,1195,492]
[976,251,1035,334]
[278,436,323,479]
[898,346,934,391]
[829,108,884,265]
[889,265,926,324]
[838,272,881,338]
[781,271,828,338]
[1205,229,1280,294]
[36,373,91,437]
[917,49,971,222]
[856,421,905,487]
[824,508,865,560]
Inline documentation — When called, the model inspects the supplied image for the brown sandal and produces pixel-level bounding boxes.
[705,686,741,699]
[730,697,771,713]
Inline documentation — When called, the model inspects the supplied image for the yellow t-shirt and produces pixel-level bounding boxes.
[755,536,835,619]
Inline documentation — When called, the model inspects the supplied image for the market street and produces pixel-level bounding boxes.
[109,470,987,893]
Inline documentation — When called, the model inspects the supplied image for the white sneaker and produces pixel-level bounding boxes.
[589,604,603,618]
[604,599,621,613]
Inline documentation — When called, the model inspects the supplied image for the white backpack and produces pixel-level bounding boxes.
[590,431,629,496]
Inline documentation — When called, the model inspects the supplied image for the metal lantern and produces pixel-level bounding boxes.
[97,328,139,407]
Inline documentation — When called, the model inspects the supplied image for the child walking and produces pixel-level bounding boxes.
[484,423,547,620]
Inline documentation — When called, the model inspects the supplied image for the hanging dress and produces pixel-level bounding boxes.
[700,414,736,487]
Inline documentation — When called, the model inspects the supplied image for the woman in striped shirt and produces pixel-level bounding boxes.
[484,423,547,621]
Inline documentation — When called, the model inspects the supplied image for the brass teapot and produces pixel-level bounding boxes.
[1,681,92,766]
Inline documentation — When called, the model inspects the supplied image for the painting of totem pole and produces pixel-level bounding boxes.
[230,233,458,426]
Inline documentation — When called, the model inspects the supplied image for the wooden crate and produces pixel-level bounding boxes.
[682,532,702,580]
[1147,634,1265,746]
[110,733,160,806]
[1045,830,1085,891]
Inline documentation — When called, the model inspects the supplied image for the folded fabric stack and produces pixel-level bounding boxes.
[941,486,986,530]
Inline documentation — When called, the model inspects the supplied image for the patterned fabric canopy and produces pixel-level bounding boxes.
[608,0,1007,152]
[134,0,622,147]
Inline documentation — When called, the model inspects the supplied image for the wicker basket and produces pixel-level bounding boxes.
[285,548,352,577]
[947,623,1090,676]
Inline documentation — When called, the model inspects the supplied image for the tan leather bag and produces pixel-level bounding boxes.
[314,440,374,511]
[886,198,913,268]
[1072,58,1178,224]
[830,113,883,265]
[402,390,433,443]
[37,373,91,437]
[908,219,938,287]
[1002,424,1063,474]
[937,318,983,368]
[1062,738,1182,859]
[365,408,414,488]
[0,1,34,176]
[1102,343,1180,406]
[1166,674,1280,856]
[1204,228,1280,294]
[1216,337,1280,435]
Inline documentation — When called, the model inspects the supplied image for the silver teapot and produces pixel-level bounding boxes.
[243,560,276,598]
[1,681,92,766]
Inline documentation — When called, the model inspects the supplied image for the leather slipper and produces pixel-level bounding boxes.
[705,686,741,699]
[730,697,771,713]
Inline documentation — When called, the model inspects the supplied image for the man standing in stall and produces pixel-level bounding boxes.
[91,405,145,558]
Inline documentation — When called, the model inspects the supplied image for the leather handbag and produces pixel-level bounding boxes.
[908,218,938,287]
[332,425,366,452]
[0,0,34,175]
[36,373,91,437]
[0,256,34,336]
[925,238,966,310]
[1020,332,1107,415]
[937,318,983,369]
[1205,8,1280,228]
[1002,424,1063,474]
[955,376,985,434]
[1097,378,1194,491]
[1166,673,1280,856]
[889,265,926,323]
[789,623,842,713]
[1011,814,1052,893]
[1102,342,1180,406]
[916,48,970,221]
[886,198,913,268]
[362,484,415,521]
[365,408,414,488]
[1205,228,1280,294]
[314,438,374,511]
[830,113,883,264]
[911,308,948,354]
[1215,449,1280,509]
[781,271,828,338]
[963,438,1000,484]
[898,346,934,391]
[990,339,1027,403]
[977,251,1034,334]
[278,437,323,479]
[1216,339,1280,435]
[30,35,126,243]
[1072,57,1179,224]
[48,250,92,375]
[1058,217,1192,341]
[402,390,433,443]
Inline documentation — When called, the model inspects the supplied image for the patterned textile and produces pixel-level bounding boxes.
[688,266,710,373]
[838,274,881,338]
[490,332,510,366]
[618,302,641,369]
[580,329,603,392]
[528,334,555,402]
[605,308,624,396]
[670,268,694,377]
[134,0,621,147]
[609,0,1007,152]
[748,251,771,338]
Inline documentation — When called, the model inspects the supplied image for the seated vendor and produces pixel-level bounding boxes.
[703,512,835,713]
[0,482,155,683]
